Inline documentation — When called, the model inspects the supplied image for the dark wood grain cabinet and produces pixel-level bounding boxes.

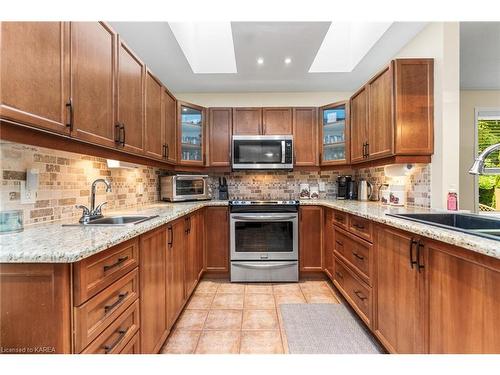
[323,208,334,279]
[232,107,262,135]
[144,70,164,160]
[293,107,318,166]
[209,108,232,166]
[204,207,229,275]
[70,22,117,148]
[162,88,177,163]
[0,22,71,134]
[299,206,323,272]
[262,107,292,135]
[350,87,368,163]
[184,210,204,298]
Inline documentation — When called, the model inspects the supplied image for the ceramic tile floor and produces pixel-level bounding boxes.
[161,279,341,354]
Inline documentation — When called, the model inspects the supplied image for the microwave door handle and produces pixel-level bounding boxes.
[281,140,286,163]
[232,215,296,221]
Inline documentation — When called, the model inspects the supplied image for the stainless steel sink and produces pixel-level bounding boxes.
[386,212,500,241]
[63,215,159,227]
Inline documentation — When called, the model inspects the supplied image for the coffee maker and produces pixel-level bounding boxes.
[336,175,351,199]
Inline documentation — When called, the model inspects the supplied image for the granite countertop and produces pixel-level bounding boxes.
[1,199,499,263]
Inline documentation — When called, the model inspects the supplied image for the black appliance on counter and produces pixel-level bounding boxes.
[336,175,358,200]
[218,177,229,200]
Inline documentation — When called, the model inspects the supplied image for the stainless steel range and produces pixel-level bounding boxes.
[229,200,299,282]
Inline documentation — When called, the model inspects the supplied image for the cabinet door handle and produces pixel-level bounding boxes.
[335,240,343,246]
[104,292,128,314]
[103,256,128,272]
[352,251,364,260]
[417,240,425,272]
[354,290,367,301]
[115,123,122,145]
[409,238,418,269]
[335,216,344,222]
[353,223,365,230]
[166,144,169,159]
[103,328,128,354]
[335,271,344,279]
[366,142,369,157]
[362,143,366,158]
[66,98,74,131]
[167,226,173,247]
[120,124,126,147]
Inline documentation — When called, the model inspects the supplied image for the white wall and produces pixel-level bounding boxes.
[459,90,500,211]
[394,22,461,210]
[174,92,352,107]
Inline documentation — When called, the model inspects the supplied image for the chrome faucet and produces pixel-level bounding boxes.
[468,143,500,175]
[76,179,112,223]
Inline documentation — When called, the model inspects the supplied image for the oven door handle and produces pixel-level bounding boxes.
[232,215,296,221]
[234,262,295,270]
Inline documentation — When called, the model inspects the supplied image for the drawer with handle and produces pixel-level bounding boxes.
[333,256,372,326]
[73,237,139,305]
[334,227,372,284]
[74,268,139,353]
[81,299,140,354]
[332,210,348,230]
[348,215,373,242]
[120,332,140,354]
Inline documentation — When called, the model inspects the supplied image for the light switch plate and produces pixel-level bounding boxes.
[20,182,37,204]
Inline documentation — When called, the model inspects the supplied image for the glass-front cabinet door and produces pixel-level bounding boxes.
[320,101,349,165]
[178,101,205,165]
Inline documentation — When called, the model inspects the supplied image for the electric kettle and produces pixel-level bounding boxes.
[358,179,373,201]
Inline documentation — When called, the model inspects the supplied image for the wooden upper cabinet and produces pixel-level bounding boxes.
[205,207,229,274]
[162,89,177,163]
[232,107,262,135]
[394,59,434,155]
[209,108,232,166]
[320,101,349,166]
[178,101,205,165]
[70,22,117,148]
[116,39,144,155]
[427,241,500,353]
[350,87,368,163]
[144,70,164,160]
[299,206,323,272]
[139,227,168,354]
[262,107,292,135]
[374,225,426,354]
[367,63,394,159]
[293,107,318,166]
[0,22,70,134]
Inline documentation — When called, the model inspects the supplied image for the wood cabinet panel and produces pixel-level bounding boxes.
[144,70,164,160]
[374,226,425,353]
[427,242,500,353]
[73,237,139,306]
[293,107,318,166]
[233,107,262,135]
[166,219,186,330]
[70,22,116,148]
[350,87,368,163]
[120,332,140,354]
[139,226,168,354]
[332,210,348,231]
[162,89,177,163]
[262,107,292,135]
[299,206,323,272]
[0,22,70,134]
[0,263,71,353]
[367,63,393,159]
[323,209,334,280]
[334,227,372,284]
[348,215,373,242]
[116,39,144,154]
[394,59,434,155]
[209,108,232,166]
[184,212,203,298]
[74,268,139,353]
[81,299,139,354]
[205,207,229,274]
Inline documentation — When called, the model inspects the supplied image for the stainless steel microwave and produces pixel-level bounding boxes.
[232,135,293,170]
[160,175,210,202]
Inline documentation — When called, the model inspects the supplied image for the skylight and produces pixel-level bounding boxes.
[169,22,237,74]
[309,22,393,73]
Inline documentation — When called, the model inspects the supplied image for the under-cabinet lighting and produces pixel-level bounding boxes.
[106,159,139,169]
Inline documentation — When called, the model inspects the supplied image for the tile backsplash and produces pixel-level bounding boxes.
[0,141,162,226]
[1,140,432,227]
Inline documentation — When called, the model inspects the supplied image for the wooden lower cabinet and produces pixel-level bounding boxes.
[184,210,204,298]
[204,207,229,275]
[427,241,500,353]
[323,209,334,279]
[139,226,168,354]
[299,206,323,272]
[120,332,141,354]
[374,225,426,353]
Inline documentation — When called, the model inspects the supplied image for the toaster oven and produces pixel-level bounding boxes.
[160,175,210,202]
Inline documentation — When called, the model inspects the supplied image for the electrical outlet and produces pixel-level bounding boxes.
[137,183,144,195]
[319,182,326,192]
[20,182,37,204]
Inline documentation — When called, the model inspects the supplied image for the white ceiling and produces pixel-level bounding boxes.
[460,22,500,90]
[110,21,427,93]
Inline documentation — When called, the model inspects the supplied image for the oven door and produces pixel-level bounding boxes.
[230,212,298,261]
[232,135,292,169]
[173,176,208,201]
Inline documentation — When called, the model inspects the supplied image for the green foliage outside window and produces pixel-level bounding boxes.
[478,119,500,209]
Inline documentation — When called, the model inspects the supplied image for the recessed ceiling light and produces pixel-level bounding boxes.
[182,108,188,112]
[284,57,292,64]
[257,57,264,65]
